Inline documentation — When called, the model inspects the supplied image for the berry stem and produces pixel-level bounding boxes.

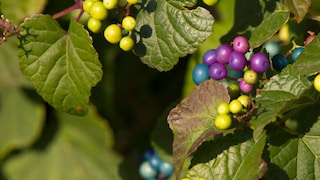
[52,1,83,20]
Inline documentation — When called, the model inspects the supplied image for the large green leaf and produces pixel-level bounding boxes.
[250,65,314,139]
[221,0,290,48]
[264,105,320,179]
[167,79,230,179]
[294,33,320,75]
[2,107,122,180]
[18,14,103,115]
[186,131,267,180]
[282,0,311,22]
[0,0,47,23]
[133,0,214,71]
[0,88,45,160]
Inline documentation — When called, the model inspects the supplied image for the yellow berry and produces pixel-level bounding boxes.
[87,17,102,33]
[119,36,135,51]
[122,16,136,31]
[90,1,108,20]
[104,24,122,44]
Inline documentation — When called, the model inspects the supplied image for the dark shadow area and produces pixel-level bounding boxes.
[220,0,276,43]
[189,129,253,167]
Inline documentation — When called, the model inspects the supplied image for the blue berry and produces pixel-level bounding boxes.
[192,64,210,85]
[139,161,157,179]
[148,154,163,170]
[227,65,244,78]
[272,54,289,72]
[159,161,174,177]
[291,47,304,62]
[263,41,280,58]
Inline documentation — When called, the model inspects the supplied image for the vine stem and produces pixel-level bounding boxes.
[52,0,83,20]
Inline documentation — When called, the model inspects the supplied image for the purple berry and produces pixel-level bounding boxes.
[233,36,250,53]
[239,79,253,94]
[228,51,247,71]
[209,63,227,80]
[202,49,218,66]
[216,44,233,64]
[250,53,270,73]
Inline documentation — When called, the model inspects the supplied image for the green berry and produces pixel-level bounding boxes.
[87,17,102,33]
[217,102,230,115]
[229,99,242,114]
[104,24,122,44]
[83,0,95,13]
[202,0,218,6]
[119,36,135,51]
[127,0,139,4]
[103,0,118,9]
[90,1,108,20]
[215,114,232,130]
[314,74,320,92]
[237,95,250,109]
[227,83,240,100]
[122,16,136,31]
[243,70,258,84]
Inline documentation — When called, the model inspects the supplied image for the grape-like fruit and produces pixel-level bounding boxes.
[217,102,230,115]
[229,99,242,114]
[227,83,240,100]
[104,24,122,44]
[243,69,258,84]
[83,0,95,13]
[216,44,233,64]
[250,52,270,73]
[192,64,210,85]
[119,36,135,51]
[237,95,250,109]
[159,162,174,177]
[304,34,316,46]
[239,79,253,94]
[227,66,244,78]
[90,1,108,20]
[202,0,218,6]
[208,63,227,80]
[314,74,320,92]
[233,36,250,53]
[271,54,289,72]
[263,41,280,58]
[202,49,218,66]
[139,161,157,179]
[122,16,136,31]
[87,17,102,33]
[103,0,118,9]
[143,149,155,161]
[214,114,232,130]
[127,0,139,4]
[291,47,304,62]
[148,154,163,170]
[228,51,247,71]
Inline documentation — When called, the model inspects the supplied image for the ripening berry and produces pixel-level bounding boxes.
[104,24,122,44]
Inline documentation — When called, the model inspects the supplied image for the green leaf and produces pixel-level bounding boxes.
[2,107,122,180]
[133,0,214,71]
[186,131,267,180]
[167,79,230,179]
[264,105,320,179]
[0,88,45,160]
[250,65,314,139]
[0,37,31,89]
[282,0,311,22]
[18,14,103,115]
[294,33,320,75]
[221,1,290,48]
[0,0,47,23]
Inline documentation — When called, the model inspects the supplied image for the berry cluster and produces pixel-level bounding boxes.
[83,0,137,51]
[192,36,269,95]
[139,149,174,180]
[215,95,251,130]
